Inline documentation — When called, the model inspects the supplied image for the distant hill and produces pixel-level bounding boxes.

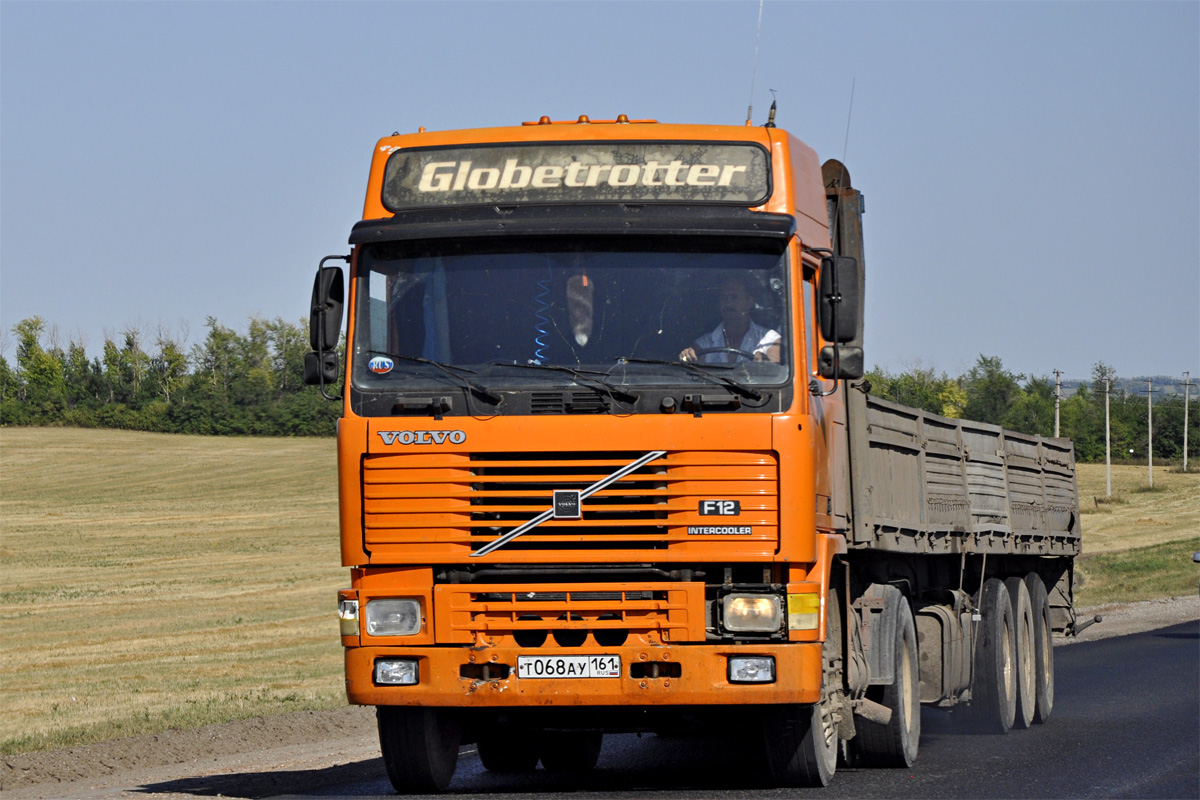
[1062,376,1194,401]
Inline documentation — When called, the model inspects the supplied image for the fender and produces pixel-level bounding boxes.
[787,533,846,642]
[854,583,906,685]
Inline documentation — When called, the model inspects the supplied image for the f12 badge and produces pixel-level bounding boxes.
[699,500,741,516]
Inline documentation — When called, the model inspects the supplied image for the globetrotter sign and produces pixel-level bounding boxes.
[381,142,771,211]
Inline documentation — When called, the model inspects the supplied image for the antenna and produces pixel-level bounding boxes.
[828,80,857,256]
[745,0,765,124]
[765,89,777,128]
[841,78,856,164]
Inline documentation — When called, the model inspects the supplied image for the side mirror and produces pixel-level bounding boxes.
[817,256,860,343]
[309,266,345,352]
[818,345,863,380]
[816,255,865,381]
[303,351,339,386]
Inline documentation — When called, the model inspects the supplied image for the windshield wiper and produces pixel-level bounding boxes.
[489,361,639,404]
[614,357,763,401]
[367,351,501,404]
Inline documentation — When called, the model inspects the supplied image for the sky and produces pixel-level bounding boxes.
[1,1,1197,382]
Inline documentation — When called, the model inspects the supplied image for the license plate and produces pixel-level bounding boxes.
[517,654,621,679]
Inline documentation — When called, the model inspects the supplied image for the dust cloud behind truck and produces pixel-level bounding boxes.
[304,115,1083,793]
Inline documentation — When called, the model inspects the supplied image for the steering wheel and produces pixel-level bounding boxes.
[693,346,757,362]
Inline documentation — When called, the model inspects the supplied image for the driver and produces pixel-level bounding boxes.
[679,276,781,364]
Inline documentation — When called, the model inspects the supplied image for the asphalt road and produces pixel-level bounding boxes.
[158,621,1198,800]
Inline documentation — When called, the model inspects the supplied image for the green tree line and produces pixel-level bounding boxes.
[2,316,1195,463]
[0,316,339,436]
[867,356,1199,464]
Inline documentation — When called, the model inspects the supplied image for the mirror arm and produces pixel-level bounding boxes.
[317,359,340,402]
[803,247,840,396]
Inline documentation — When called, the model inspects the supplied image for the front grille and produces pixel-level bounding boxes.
[469,451,667,549]
[433,582,706,645]
[362,450,778,557]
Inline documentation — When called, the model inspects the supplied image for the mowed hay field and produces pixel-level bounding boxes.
[0,428,345,753]
[0,430,1196,754]
[1074,463,1199,605]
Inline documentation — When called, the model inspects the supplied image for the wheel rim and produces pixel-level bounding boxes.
[1001,617,1014,697]
[1020,616,1034,690]
[819,688,837,750]
[900,635,917,734]
[1040,614,1053,691]
[819,637,840,752]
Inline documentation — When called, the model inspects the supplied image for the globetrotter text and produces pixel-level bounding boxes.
[418,158,750,193]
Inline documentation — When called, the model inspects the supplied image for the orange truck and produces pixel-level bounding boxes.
[304,115,1084,792]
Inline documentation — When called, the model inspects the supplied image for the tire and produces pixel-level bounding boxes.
[969,578,1017,734]
[538,731,603,772]
[1005,577,1036,730]
[478,732,539,773]
[854,594,920,767]
[1024,573,1055,724]
[377,706,461,794]
[762,589,842,787]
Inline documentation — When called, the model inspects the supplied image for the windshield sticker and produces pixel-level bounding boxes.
[368,356,394,374]
[382,142,770,210]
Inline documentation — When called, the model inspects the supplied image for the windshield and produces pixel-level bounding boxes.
[351,236,791,396]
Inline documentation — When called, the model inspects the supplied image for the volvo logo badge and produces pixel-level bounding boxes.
[378,430,466,445]
[552,490,582,519]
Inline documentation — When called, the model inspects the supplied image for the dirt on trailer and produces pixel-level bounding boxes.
[3,596,1197,800]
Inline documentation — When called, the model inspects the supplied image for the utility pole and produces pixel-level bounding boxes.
[1183,372,1193,473]
[1105,378,1111,497]
[1053,369,1062,437]
[1147,379,1154,488]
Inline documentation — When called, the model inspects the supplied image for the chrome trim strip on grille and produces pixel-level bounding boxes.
[470,450,667,557]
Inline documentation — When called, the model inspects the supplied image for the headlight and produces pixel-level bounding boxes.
[338,598,359,636]
[365,599,422,636]
[722,594,782,633]
[728,656,775,683]
[375,658,419,685]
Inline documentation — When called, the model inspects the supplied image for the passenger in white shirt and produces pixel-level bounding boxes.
[678,277,781,364]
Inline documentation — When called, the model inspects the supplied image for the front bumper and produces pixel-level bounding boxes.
[345,641,821,707]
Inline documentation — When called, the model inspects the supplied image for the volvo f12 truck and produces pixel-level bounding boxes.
[304,115,1083,792]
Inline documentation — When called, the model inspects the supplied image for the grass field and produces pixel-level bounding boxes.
[1074,462,1200,605]
[1,430,1196,754]
[0,427,345,754]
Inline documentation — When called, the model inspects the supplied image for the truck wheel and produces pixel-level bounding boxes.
[538,731,603,772]
[377,706,461,793]
[762,589,842,786]
[1005,577,1036,730]
[478,732,539,773]
[854,595,920,767]
[1024,573,1055,723]
[969,578,1017,734]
